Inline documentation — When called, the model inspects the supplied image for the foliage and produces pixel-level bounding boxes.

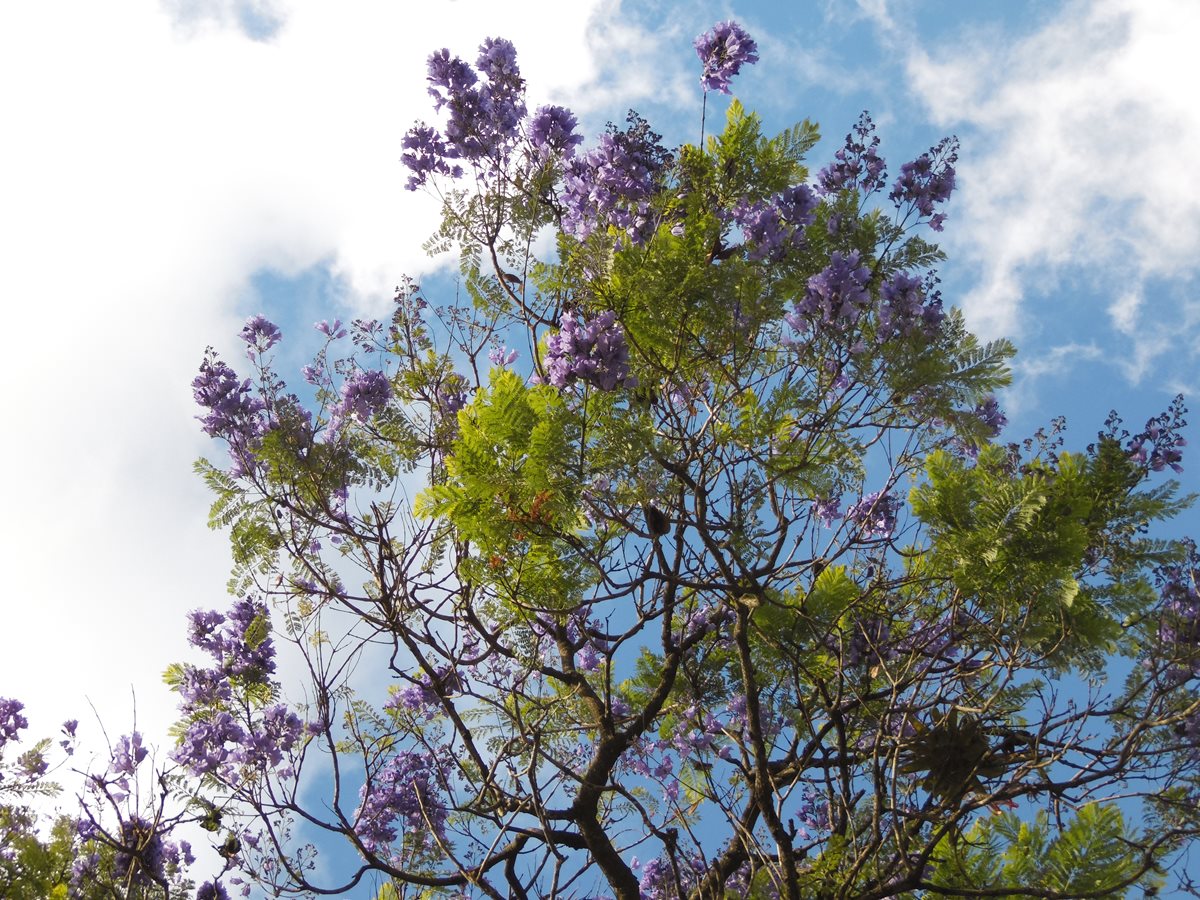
[5,21,1199,900]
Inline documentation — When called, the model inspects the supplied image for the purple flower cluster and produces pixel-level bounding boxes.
[1156,548,1200,685]
[402,38,526,189]
[188,597,277,683]
[561,114,670,245]
[787,250,872,332]
[675,602,735,646]
[633,856,678,899]
[355,749,449,852]
[435,373,469,418]
[112,731,148,779]
[529,104,583,161]
[974,396,1008,437]
[845,617,897,670]
[694,21,759,94]
[488,345,519,367]
[877,272,944,340]
[732,184,819,261]
[172,598,302,780]
[240,314,282,356]
[846,489,901,539]
[112,815,167,890]
[385,667,462,721]
[544,310,636,391]
[792,783,832,839]
[193,349,266,474]
[818,112,887,195]
[1128,400,1187,474]
[197,882,231,900]
[812,496,842,529]
[0,697,27,751]
[889,137,958,231]
[328,369,392,435]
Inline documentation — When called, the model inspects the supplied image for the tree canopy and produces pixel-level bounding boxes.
[3,20,1198,900]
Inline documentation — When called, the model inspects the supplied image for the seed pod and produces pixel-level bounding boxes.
[644,504,670,537]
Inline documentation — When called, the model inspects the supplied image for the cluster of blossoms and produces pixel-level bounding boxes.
[171,598,303,780]
[877,272,944,340]
[327,369,392,435]
[74,753,197,894]
[384,667,463,721]
[528,104,583,162]
[844,616,898,670]
[846,489,901,539]
[889,136,958,231]
[240,314,282,356]
[561,115,672,245]
[355,749,450,854]
[0,697,27,752]
[693,20,759,94]
[818,112,887,195]
[1128,398,1188,474]
[632,854,709,899]
[402,38,526,189]
[543,310,637,391]
[194,316,328,475]
[72,819,195,896]
[434,372,469,418]
[790,783,834,841]
[1156,546,1200,683]
[193,349,267,476]
[732,183,819,261]
[812,495,842,528]
[788,250,873,331]
[974,395,1008,437]
[675,602,735,646]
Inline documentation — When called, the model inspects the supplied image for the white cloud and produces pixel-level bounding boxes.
[902,0,1200,356]
[0,0,659,769]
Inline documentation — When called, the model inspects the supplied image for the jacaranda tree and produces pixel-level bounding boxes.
[3,20,1199,900]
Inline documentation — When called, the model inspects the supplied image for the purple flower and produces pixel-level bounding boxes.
[561,114,670,245]
[172,711,247,777]
[329,370,392,434]
[113,816,166,889]
[233,704,303,770]
[788,250,872,332]
[239,315,282,354]
[890,137,958,229]
[694,21,759,94]
[488,345,519,367]
[733,184,818,261]
[435,374,469,417]
[178,666,232,708]
[846,489,901,539]
[193,351,265,441]
[401,123,460,190]
[636,857,678,900]
[403,37,527,190]
[844,617,896,669]
[812,496,841,528]
[198,883,231,900]
[0,698,28,750]
[355,750,449,851]
[111,732,148,778]
[1125,398,1188,474]
[545,310,637,392]
[314,319,347,339]
[529,104,582,160]
[974,396,1007,437]
[878,272,944,340]
[818,112,887,195]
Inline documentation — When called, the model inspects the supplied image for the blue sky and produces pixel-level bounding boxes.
[2,0,1198,881]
